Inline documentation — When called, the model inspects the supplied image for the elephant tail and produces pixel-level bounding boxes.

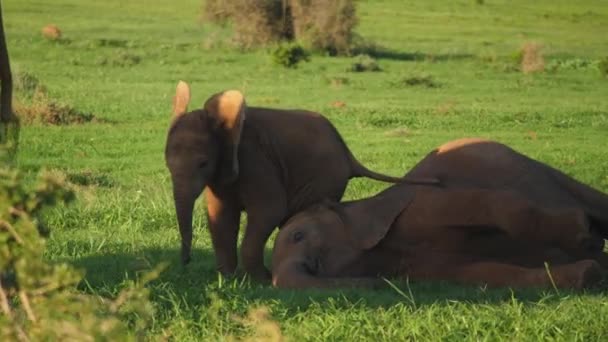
[546,163,608,238]
[349,157,439,185]
[337,135,440,185]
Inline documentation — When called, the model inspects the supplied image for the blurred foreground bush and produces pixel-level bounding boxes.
[202,0,357,55]
[0,170,160,341]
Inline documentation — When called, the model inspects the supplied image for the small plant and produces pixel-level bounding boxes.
[14,71,45,98]
[546,58,593,72]
[598,56,608,78]
[349,54,381,72]
[326,76,350,88]
[391,75,441,88]
[271,43,310,68]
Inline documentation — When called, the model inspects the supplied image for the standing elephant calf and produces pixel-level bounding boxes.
[272,139,608,289]
[164,82,437,279]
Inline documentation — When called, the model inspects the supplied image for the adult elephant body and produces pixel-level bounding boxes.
[165,82,436,279]
[272,138,608,289]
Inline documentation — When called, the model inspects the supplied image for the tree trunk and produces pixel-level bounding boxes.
[0,1,19,162]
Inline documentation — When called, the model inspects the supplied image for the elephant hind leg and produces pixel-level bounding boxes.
[419,259,605,289]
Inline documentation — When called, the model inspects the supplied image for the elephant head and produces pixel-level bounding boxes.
[165,81,245,265]
[271,184,416,288]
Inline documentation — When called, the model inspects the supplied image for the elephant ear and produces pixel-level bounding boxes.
[204,90,246,184]
[172,80,191,118]
[337,184,417,250]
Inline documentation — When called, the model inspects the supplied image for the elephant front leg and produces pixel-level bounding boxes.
[206,189,241,276]
[240,208,286,281]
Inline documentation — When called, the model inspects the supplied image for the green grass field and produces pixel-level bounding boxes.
[4,0,608,340]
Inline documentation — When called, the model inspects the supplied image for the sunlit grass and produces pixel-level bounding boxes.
[5,0,608,339]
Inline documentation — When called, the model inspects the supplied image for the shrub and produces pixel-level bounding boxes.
[349,54,381,72]
[271,43,310,68]
[0,169,160,341]
[201,0,357,54]
[202,0,291,49]
[290,0,358,55]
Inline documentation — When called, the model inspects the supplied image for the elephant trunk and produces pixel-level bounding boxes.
[174,191,195,265]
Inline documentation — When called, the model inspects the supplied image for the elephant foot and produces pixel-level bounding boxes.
[245,266,272,283]
[181,252,191,266]
[217,263,238,277]
[556,210,597,254]
[552,260,605,289]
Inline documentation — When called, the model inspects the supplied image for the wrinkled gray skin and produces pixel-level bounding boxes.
[164,82,438,280]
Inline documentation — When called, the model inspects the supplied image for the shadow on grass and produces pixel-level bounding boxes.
[353,45,474,62]
[67,247,608,315]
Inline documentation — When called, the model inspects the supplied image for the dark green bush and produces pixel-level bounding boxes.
[271,43,310,68]
[349,54,381,72]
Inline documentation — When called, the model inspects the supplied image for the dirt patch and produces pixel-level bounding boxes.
[41,24,62,40]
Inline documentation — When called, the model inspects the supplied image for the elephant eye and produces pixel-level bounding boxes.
[293,231,304,243]
[198,160,208,169]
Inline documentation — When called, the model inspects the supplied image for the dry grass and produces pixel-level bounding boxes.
[384,127,411,137]
[435,100,458,115]
[230,307,285,342]
[13,72,98,125]
[521,42,545,74]
[15,93,97,125]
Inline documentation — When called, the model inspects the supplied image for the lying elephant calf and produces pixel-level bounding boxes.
[272,185,607,289]
[272,138,608,289]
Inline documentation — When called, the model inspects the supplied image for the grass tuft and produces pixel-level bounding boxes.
[520,42,545,74]
[349,54,381,72]
[15,95,97,125]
